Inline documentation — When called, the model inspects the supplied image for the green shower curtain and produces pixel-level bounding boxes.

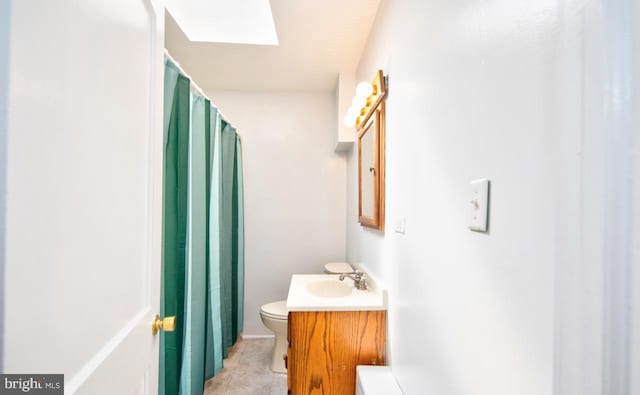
[161,58,244,395]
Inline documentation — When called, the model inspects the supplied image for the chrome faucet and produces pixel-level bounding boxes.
[338,270,368,290]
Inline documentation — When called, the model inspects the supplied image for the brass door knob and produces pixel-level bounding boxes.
[152,314,176,336]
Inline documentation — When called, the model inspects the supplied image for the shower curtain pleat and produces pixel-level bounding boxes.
[161,58,244,395]
[234,136,245,335]
[219,122,237,353]
[160,72,190,395]
[159,59,178,395]
[179,94,207,395]
[203,101,218,381]
[208,108,225,375]
[162,61,180,144]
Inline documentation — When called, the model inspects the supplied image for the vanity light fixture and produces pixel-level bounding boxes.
[343,83,372,127]
[343,71,387,129]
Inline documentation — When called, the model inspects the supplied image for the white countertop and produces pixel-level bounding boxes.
[286,274,388,312]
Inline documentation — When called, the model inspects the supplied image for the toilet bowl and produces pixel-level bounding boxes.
[259,300,288,373]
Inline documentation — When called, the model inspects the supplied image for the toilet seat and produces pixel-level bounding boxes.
[260,300,288,320]
[324,262,353,274]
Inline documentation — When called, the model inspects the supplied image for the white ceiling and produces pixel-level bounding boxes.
[164,0,381,92]
[164,0,279,45]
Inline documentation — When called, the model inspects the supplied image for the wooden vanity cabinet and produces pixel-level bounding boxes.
[286,310,386,395]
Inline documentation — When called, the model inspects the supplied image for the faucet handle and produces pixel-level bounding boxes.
[354,273,368,290]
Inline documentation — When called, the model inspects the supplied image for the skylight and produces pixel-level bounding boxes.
[165,0,279,45]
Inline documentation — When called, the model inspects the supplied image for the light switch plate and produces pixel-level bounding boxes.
[469,178,490,232]
[394,218,406,234]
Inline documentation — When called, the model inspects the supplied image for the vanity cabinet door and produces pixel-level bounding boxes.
[288,311,386,395]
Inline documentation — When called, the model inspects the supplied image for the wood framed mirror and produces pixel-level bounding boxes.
[357,70,386,231]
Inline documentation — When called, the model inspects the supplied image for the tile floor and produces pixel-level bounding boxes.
[203,337,287,395]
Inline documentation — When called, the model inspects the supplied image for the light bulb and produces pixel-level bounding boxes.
[356,82,374,98]
[343,112,357,127]
[343,106,358,127]
[351,96,366,111]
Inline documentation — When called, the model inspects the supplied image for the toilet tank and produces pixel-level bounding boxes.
[356,366,403,395]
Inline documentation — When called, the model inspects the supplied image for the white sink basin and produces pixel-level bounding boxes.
[286,273,387,312]
[305,279,353,298]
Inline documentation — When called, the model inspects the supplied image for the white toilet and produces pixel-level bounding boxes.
[259,300,288,373]
[260,262,354,373]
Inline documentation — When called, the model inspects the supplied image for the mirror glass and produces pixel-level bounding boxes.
[357,103,384,230]
[360,121,375,219]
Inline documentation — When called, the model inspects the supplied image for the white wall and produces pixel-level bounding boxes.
[347,1,559,394]
[0,0,10,372]
[207,91,347,336]
[348,1,640,395]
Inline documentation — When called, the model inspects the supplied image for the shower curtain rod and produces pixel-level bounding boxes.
[163,49,238,138]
